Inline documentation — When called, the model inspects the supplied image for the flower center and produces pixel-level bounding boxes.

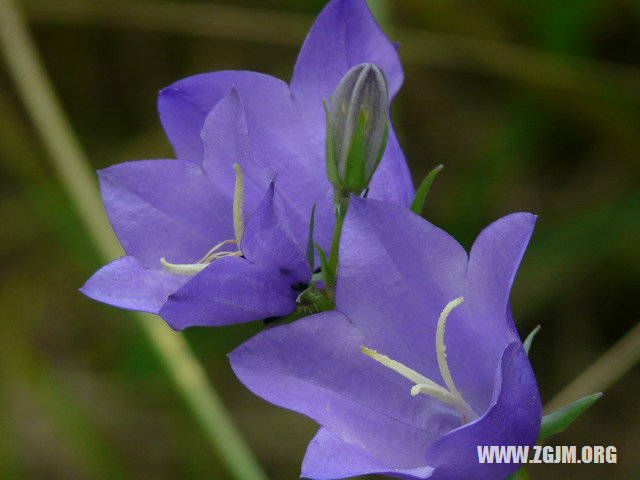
[160,163,245,276]
[361,297,478,424]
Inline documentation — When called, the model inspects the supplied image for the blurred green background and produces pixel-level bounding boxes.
[1,0,639,478]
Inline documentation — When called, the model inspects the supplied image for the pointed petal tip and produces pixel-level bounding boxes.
[474,211,538,253]
[504,211,537,228]
[158,302,187,331]
[347,195,422,224]
[81,256,189,316]
[157,85,176,97]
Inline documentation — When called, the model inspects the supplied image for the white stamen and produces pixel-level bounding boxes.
[198,239,237,263]
[411,384,458,405]
[411,384,476,422]
[160,258,209,276]
[160,250,243,276]
[159,165,247,277]
[361,346,443,392]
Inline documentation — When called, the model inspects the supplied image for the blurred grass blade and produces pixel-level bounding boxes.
[0,1,267,479]
[538,393,602,442]
[546,321,640,413]
[410,164,443,215]
[20,0,640,105]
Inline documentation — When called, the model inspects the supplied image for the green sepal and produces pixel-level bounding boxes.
[297,285,335,313]
[305,204,316,273]
[327,200,348,281]
[505,467,530,480]
[265,286,335,328]
[410,164,444,215]
[342,109,367,193]
[364,118,389,186]
[314,242,336,289]
[523,325,541,355]
[538,392,603,442]
[323,99,339,187]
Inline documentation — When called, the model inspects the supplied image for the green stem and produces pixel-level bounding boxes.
[328,194,349,285]
[0,1,267,479]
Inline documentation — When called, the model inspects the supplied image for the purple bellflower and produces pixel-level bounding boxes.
[230,198,542,479]
[81,0,413,329]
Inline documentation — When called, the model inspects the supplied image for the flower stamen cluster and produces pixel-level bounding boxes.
[160,163,246,276]
[361,296,478,424]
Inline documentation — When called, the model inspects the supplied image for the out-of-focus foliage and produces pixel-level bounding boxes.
[0,0,638,478]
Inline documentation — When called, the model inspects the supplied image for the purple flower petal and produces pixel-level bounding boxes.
[444,213,537,411]
[80,255,188,314]
[230,315,540,479]
[229,198,541,477]
[87,0,416,328]
[336,197,468,386]
[291,0,403,128]
[158,257,297,330]
[290,0,412,207]
[425,343,541,480]
[465,213,536,335]
[99,159,233,268]
[160,184,309,329]
[159,71,328,209]
[368,125,415,206]
[230,312,458,471]
[157,0,414,247]
[241,183,310,278]
[159,70,335,248]
[159,71,295,165]
[337,199,537,414]
[198,84,332,249]
[200,87,269,208]
[302,428,435,480]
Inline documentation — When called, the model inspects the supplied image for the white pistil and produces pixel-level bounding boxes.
[160,164,247,276]
[232,163,245,247]
[360,297,478,424]
[436,297,465,405]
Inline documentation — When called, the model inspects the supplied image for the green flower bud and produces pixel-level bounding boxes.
[324,63,389,196]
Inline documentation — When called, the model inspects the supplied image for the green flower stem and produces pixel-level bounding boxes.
[328,194,350,291]
[0,1,267,479]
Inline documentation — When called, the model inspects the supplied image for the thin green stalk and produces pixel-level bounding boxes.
[0,1,267,479]
[328,196,349,285]
[1,336,130,479]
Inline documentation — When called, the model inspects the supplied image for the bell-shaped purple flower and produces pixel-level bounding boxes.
[230,198,542,479]
[81,0,414,329]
